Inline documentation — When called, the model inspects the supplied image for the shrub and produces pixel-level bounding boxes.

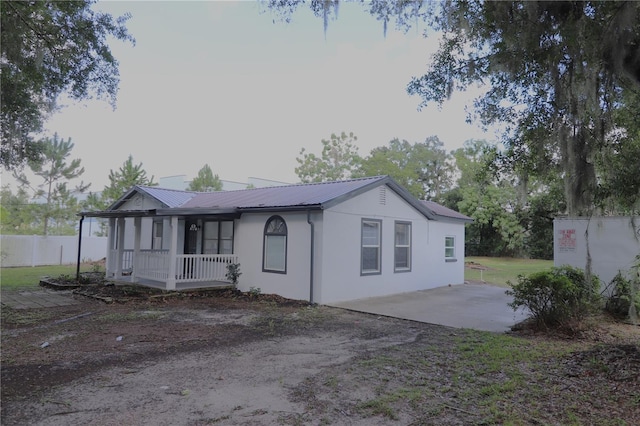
[225,263,242,287]
[604,271,640,320]
[506,265,601,328]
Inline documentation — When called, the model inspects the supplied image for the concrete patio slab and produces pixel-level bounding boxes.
[329,283,529,333]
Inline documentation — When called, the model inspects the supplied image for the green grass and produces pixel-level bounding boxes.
[464,256,554,287]
[350,330,584,425]
[0,264,95,291]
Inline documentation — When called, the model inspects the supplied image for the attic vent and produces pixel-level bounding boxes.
[379,187,386,205]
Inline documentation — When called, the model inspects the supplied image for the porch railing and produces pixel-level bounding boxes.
[108,249,238,284]
[137,250,171,281]
[175,254,238,283]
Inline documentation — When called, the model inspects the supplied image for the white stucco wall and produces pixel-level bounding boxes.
[115,193,179,251]
[107,186,466,303]
[317,185,466,304]
[554,216,640,289]
[235,211,317,302]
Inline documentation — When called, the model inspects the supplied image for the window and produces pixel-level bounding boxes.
[203,221,234,254]
[361,219,382,275]
[394,221,411,272]
[152,220,163,250]
[263,216,287,273]
[445,236,456,260]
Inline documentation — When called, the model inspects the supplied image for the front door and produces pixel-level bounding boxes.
[185,220,199,254]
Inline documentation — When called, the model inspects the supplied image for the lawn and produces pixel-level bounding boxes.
[2,258,554,291]
[465,256,554,287]
[0,264,96,291]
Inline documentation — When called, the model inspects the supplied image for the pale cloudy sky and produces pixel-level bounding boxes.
[20,0,496,191]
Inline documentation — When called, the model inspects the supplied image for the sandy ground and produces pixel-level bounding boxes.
[1,290,432,426]
[3,285,639,426]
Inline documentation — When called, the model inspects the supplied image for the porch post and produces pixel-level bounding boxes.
[166,216,178,290]
[132,217,142,282]
[106,218,116,277]
[116,217,125,278]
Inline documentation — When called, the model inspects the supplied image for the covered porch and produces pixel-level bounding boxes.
[99,214,239,291]
[110,249,239,290]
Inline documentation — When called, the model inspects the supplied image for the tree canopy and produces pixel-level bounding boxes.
[295,131,362,183]
[360,136,453,200]
[15,134,88,234]
[268,0,640,215]
[188,164,222,192]
[1,0,134,170]
[101,155,156,207]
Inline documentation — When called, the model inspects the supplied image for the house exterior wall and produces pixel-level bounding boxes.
[554,216,640,289]
[115,194,179,251]
[317,185,465,304]
[119,217,154,249]
[106,185,466,302]
[234,211,316,301]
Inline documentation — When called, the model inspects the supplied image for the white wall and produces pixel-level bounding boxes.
[554,216,640,289]
[318,185,466,304]
[235,211,315,302]
[1,235,107,267]
[116,193,174,251]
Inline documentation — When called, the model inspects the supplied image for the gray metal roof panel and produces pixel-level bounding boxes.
[108,185,197,210]
[421,200,472,221]
[136,186,198,208]
[181,176,388,209]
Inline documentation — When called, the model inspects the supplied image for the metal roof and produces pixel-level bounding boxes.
[180,176,387,209]
[108,185,197,210]
[85,176,470,223]
[137,186,198,208]
[421,200,472,222]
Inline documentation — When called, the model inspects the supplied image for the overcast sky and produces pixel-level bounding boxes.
[12,0,497,192]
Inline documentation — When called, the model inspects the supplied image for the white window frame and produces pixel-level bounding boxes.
[152,220,163,250]
[445,236,456,261]
[263,215,287,273]
[394,221,411,272]
[361,219,382,275]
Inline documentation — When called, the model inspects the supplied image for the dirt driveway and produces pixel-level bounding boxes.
[1,289,430,425]
[2,286,639,425]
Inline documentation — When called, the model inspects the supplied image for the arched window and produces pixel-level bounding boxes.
[263,215,287,273]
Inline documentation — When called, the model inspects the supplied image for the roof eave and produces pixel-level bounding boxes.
[238,205,323,213]
[155,208,240,217]
[434,215,474,224]
[78,209,157,218]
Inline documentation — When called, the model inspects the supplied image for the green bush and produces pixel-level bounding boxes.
[506,265,601,328]
[225,263,242,287]
[605,272,640,320]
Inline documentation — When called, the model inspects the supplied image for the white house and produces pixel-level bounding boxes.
[80,176,472,304]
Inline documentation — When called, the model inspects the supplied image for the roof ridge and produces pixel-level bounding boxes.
[190,175,388,196]
[137,185,197,195]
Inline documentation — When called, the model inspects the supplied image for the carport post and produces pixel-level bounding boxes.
[76,215,84,281]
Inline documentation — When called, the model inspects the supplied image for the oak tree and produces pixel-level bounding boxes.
[1,1,134,170]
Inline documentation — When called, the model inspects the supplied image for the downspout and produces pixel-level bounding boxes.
[76,215,84,281]
[307,210,314,304]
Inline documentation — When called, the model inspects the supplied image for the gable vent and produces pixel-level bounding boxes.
[379,186,387,205]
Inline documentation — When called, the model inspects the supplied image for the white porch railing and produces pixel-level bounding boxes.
[175,254,239,283]
[137,250,171,281]
[108,249,238,284]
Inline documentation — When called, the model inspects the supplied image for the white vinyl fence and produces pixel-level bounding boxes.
[0,235,108,267]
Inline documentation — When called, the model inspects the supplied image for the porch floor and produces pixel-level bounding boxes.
[109,276,234,291]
